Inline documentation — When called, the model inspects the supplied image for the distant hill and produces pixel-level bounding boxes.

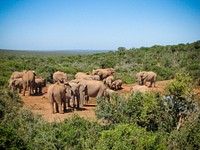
[0,49,109,57]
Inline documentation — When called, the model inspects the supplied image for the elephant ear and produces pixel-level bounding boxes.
[32,71,36,76]
[141,72,148,79]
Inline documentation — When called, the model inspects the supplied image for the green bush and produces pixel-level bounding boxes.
[96,92,162,131]
[96,123,168,150]
[168,112,200,150]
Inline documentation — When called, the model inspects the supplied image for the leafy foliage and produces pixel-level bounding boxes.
[0,41,200,149]
[96,123,168,150]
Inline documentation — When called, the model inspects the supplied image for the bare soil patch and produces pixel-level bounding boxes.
[20,80,200,122]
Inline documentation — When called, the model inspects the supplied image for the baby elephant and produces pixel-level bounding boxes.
[130,85,149,94]
[9,78,23,93]
[33,77,46,94]
[111,79,123,90]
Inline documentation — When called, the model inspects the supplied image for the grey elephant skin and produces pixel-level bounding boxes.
[136,71,157,87]
[22,70,36,96]
[9,71,24,80]
[103,75,115,88]
[76,79,107,106]
[67,80,81,108]
[75,72,100,80]
[92,68,115,80]
[48,82,71,114]
[130,85,149,94]
[9,78,23,93]
[111,79,123,90]
[33,77,46,94]
[53,71,68,83]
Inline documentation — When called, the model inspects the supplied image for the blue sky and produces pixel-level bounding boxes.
[0,0,200,50]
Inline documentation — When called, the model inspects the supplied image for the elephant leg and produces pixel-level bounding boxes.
[55,103,59,113]
[28,83,31,96]
[72,96,76,108]
[63,99,67,112]
[143,79,147,86]
[149,82,152,87]
[58,102,64,114]
[85,95,89,104]
[153,81,156,87]
[67,98,71,107]
[22,83,26,96]
[19,88,22,93]
[51,102,55,114]
[39,86,42,94]
[34,87,37,94]
[76,95,80,108]
[79,92,85,106]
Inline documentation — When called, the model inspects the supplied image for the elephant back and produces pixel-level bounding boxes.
[22,70,36,82]
[53,71,68,83]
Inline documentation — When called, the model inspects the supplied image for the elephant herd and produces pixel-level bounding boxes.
[8,70,46,96]
[8,69,157,114]
[48,68,118,114]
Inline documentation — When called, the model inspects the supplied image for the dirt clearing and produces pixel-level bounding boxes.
[20,80,199,122]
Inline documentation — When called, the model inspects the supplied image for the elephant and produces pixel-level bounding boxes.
[48,82,71,114]
[111,79,123,90]
[33,77,46,94]
[9,71,25,80]
[9,78,23,93]
[92,68,115,80]
[103,75,115,88]
[67,80,81,108]
[22,70,36,96]
[75,72,89,79]
[135,72,143,85]
[104,88,115,102]
[75,72,100,80]
[75,79,107,106]
[136,71,157,87]
[53,71,68,83]
[130,85,149,94]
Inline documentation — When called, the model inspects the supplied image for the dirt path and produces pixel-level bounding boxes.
[20,80,199,122]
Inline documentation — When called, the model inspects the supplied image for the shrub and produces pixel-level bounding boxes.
[96,123,168,150]
[96,92,162,131]
[160,73,197,132]
[168,112,200,150]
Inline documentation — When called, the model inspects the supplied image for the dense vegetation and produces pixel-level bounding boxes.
[0,41,200,149]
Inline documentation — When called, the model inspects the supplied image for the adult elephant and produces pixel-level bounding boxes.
[9,71,25,80]
[75,72,89,79]
[76,79,107,106]
[135,72,143,85]
[67,80,81,108]
[48,82,71,114]
[33,77,46,94]
[9,78,23,93]
[22,70,36,96]
[136,71,157,87]
[92,68,115,80]
[75,72,100,80]
[53,71,68,83]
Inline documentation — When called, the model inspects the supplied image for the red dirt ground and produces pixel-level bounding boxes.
[20,80,200,122]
